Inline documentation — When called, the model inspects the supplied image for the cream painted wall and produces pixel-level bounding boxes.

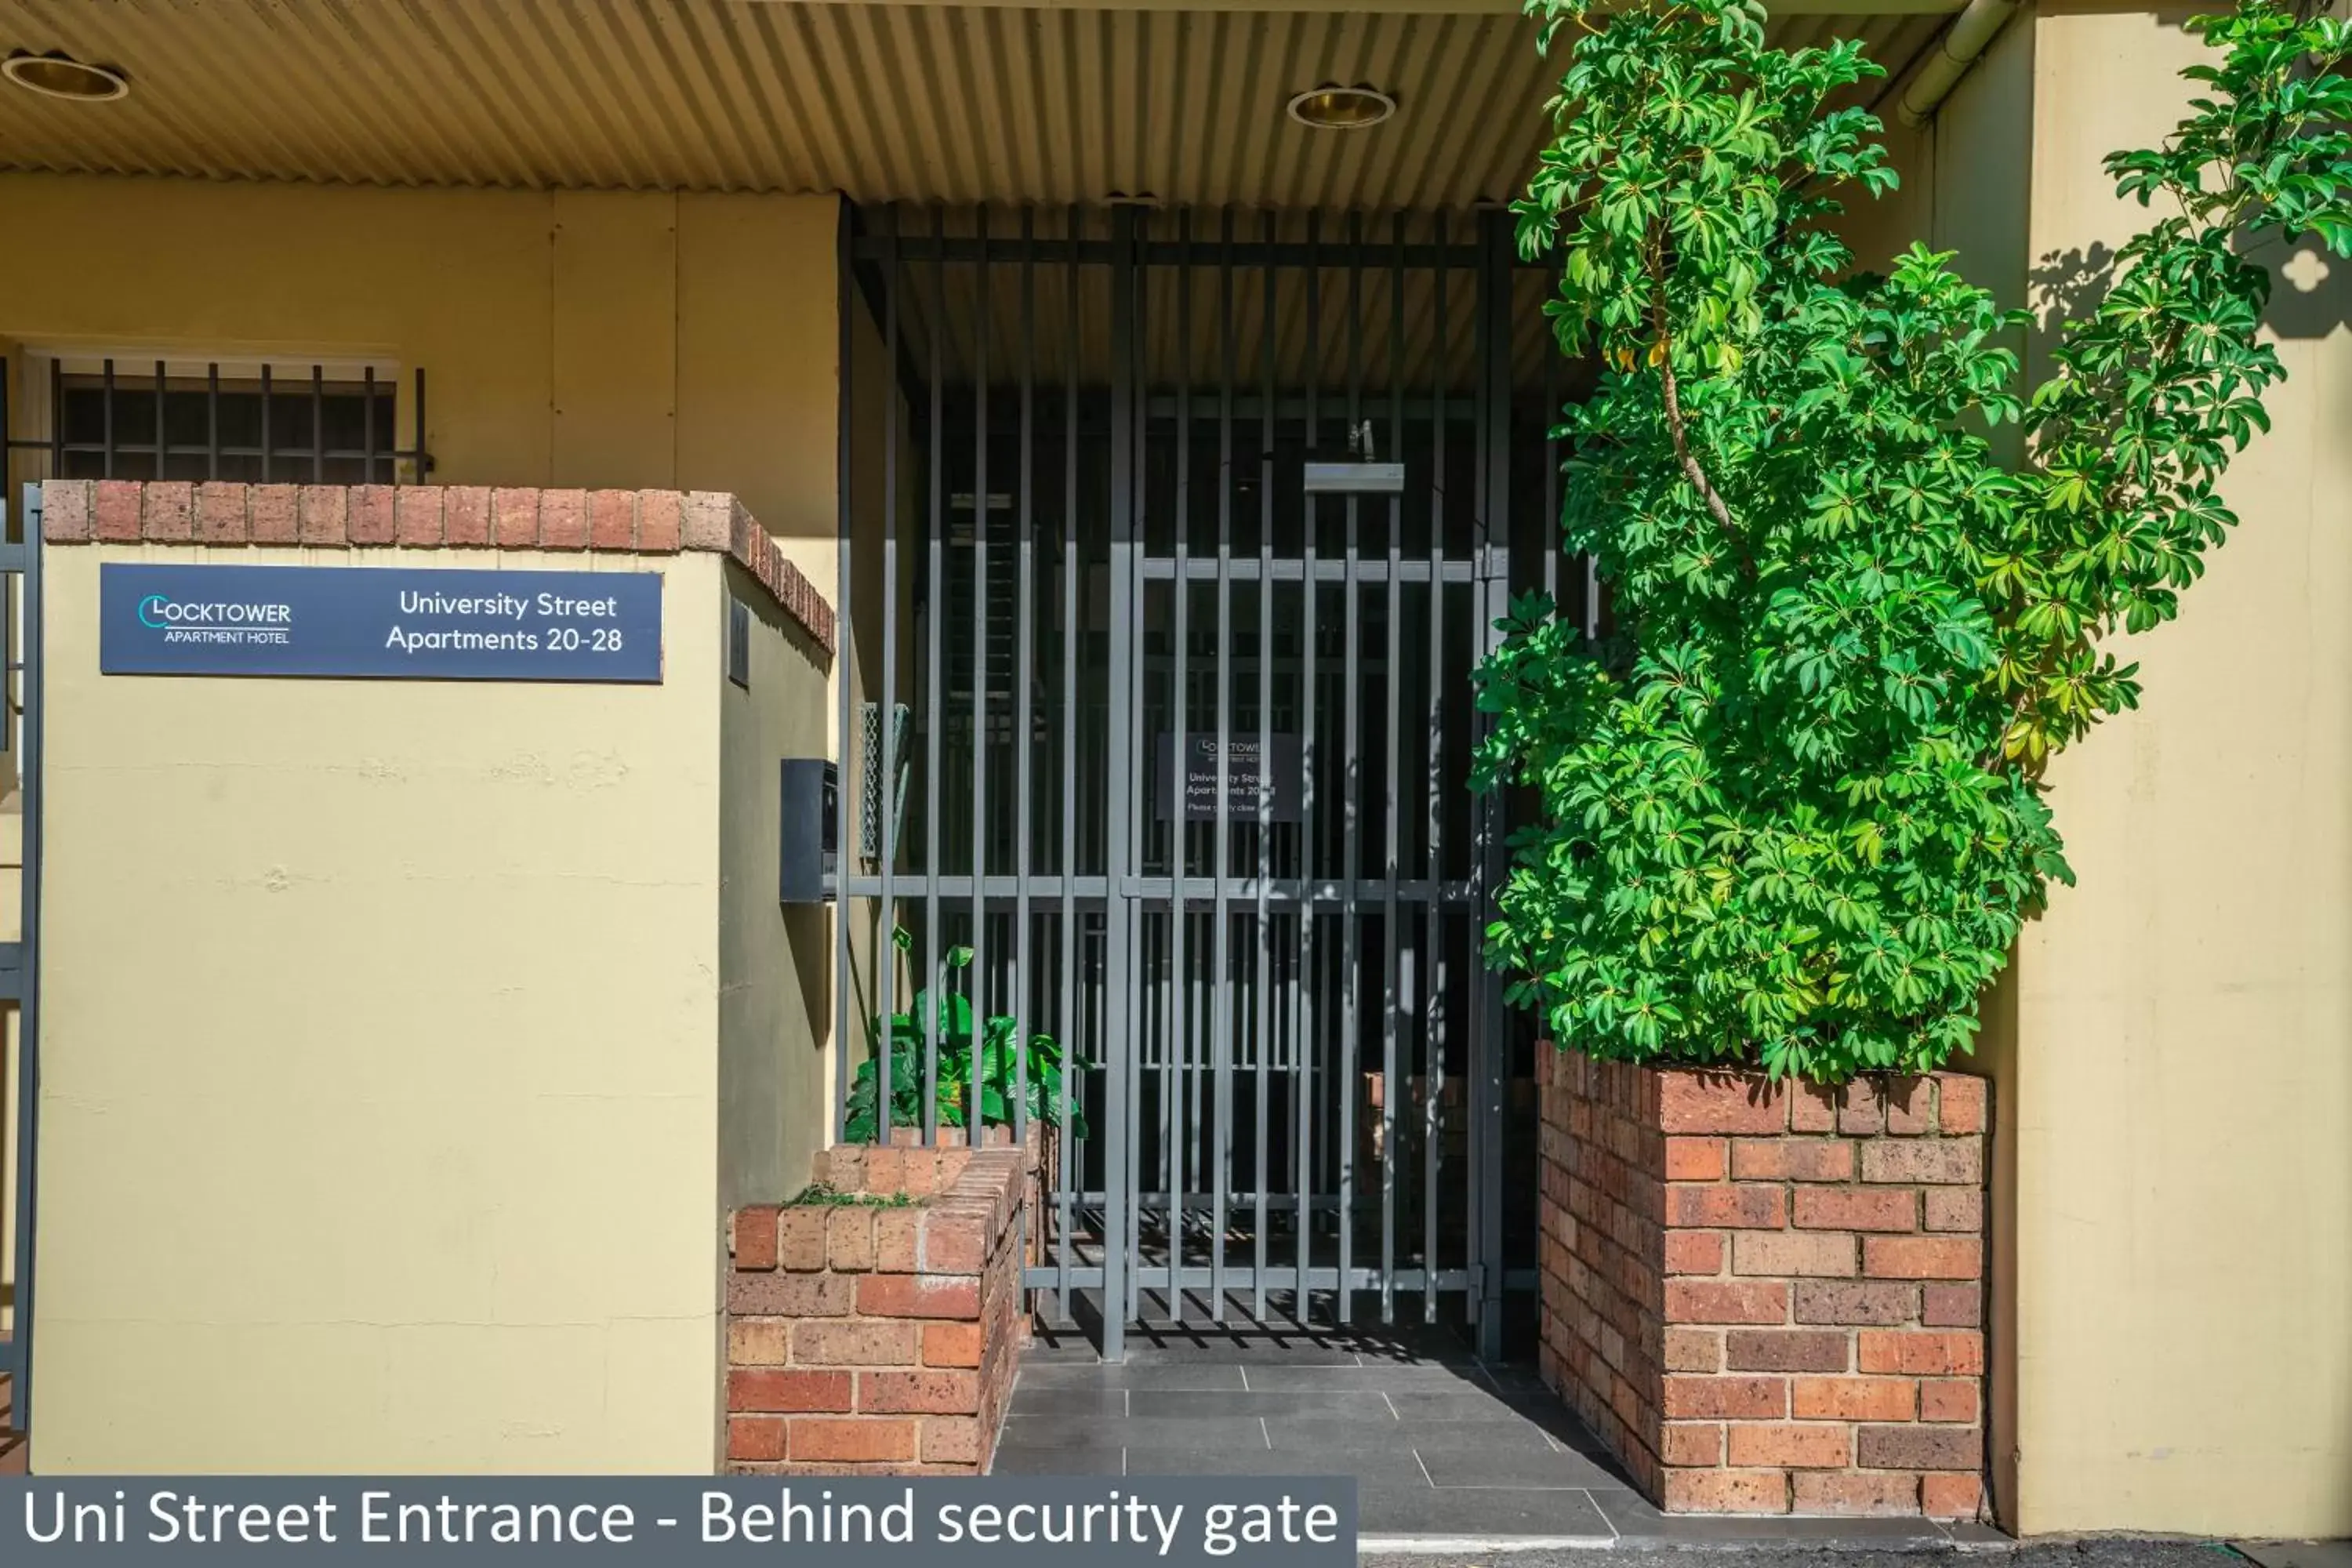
[1833,7,2351,1534]
[0,178,841,614]
[0,179,864,1290]
[718,561,834,1210]
[1853,22,2038,1526]
[28,543,779,1472]
[2000,5,2352,1537]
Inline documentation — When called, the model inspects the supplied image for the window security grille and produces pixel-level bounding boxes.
[1,358,433,492]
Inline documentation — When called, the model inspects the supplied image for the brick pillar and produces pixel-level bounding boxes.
[724,1140,1033,1475]
[1535,1047,1988,1518]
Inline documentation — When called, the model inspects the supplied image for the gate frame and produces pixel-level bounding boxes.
[1,483,45,1432]
[833,205,1541,1363]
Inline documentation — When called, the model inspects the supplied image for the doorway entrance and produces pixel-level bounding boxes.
[831,205,1581,1360]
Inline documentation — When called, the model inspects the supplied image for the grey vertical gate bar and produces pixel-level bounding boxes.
[1465,212,1490,1349]
[924,206,947,1144]
[1423,214,1449,1326]
[9,485,43,1432]
[972,209,992,1145]
[1381,213,1405,1325]
[1210,207,1236,1327]
[47,360,62,478]
[310,366,326,483]
[1102,202,1138,1360]
[1294,212,1319,1323]
[879,209,903,1145]
[834,200,858,1143]
[1123,206,1149,1328]
[1058,206,1080,1313]
[1544,347,1560,603]
[1337,214,1362,1326]
[1473,209,1515,1363]
[1251,210,1276,1324]
[1167,212,1191,1325]
[1014,209,1036,1149]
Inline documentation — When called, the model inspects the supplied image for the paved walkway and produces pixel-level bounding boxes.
[996,1327,2006,1550]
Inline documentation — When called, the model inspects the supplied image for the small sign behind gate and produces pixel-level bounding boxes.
[99,563,663,683]
[1155,733,1303,822]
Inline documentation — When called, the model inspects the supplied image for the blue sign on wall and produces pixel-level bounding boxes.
[100,563,663,683]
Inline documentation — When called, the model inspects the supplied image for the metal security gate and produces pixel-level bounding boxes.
[0,482,43,1436]
[833,205,1584,1361]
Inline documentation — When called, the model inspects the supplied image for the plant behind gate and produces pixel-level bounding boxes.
[1475,0,2352,1081]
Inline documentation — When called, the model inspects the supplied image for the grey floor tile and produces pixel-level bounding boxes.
[1121,1445,1428,1485]
[989,1420,1108,1453]
[1262,1418,1562,1459]
[1117,1340,1362,1367]
[1357,1484,1615,1540]
[989,1445,1124,1476]
[1582,1486,1665,1526]
[1237,1364,1497,1393]
[1384,1388,1571,1422]
[1000,1414,1269,1450]
[1260,1418,1416,1454]
[1945,1520,2019,1547]
[1119,1446,1276,1477]
[1588,1486,1950,1548]
[1015,1362,1247,1392]
[1128,1388,1392,1421]
[1416,1443,1623,1490]
[1009,1387,1131,1417]
[1395,1421,1570,1459]
[1385,1390,1609,1459]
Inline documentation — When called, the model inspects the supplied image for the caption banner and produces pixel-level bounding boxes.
[2,1478,1354,1564]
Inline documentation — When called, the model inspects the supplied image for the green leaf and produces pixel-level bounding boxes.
[1478,0,2332,1085]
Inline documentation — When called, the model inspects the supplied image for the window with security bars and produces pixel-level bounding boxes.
[5,358,430,488]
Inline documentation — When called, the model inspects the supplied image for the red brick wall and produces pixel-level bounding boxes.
[1536,1047,1988,1519]
[39,479,834,652]
[724,1138,1032,1475]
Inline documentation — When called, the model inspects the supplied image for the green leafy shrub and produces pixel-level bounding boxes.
[1475,0,2352,1080]
[841,944,1086,1142]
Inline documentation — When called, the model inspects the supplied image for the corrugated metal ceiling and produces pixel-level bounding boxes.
[0,2,1951,206]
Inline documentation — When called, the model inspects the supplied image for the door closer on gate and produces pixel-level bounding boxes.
[1301,419,1405,494]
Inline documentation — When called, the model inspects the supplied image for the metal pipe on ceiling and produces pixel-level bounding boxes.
[1896,0,2023,126]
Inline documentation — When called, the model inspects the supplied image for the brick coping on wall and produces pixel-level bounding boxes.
[38,479,835,655]
[1536,1046,1989,1520]
[724,1137,1033,1475]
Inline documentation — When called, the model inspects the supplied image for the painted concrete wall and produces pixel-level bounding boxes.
[718,560,833,1211]
[27,543,810,1472]
[2002,4,2352,1537]
[1847,22,2038,1528]
[0,175,874,1214]
[1838,6,2350,1534]
[0,180,840,597]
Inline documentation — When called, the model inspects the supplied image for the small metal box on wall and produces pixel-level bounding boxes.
[779,758,837,904]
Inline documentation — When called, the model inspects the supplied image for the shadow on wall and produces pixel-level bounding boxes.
[2031,237,2351,342]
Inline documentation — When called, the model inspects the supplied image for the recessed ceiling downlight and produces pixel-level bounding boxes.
[1287,85,1395,130]
[3,53,130,102]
